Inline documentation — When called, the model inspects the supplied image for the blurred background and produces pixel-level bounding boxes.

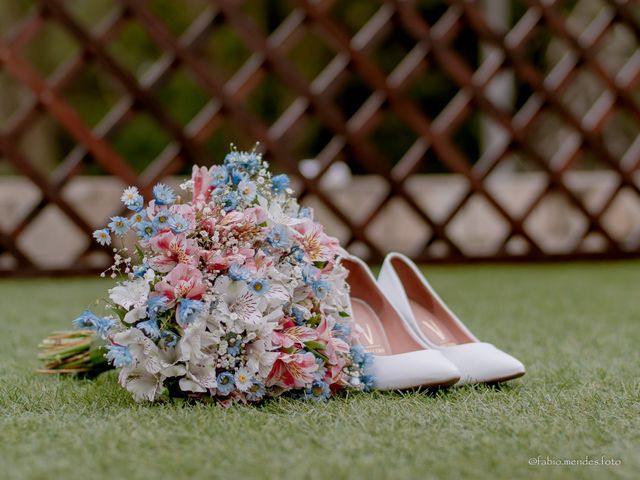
[0,0,638,275]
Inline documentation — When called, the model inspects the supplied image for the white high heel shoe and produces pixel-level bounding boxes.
[378,253,525,385]
[343,256,460,390]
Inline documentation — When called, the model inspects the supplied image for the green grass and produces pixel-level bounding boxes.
[1,262,639,480]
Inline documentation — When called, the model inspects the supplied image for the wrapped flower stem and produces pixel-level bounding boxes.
[37,330,112,377]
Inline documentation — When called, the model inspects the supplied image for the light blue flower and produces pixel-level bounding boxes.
[160,330,178,348]
[176,299,203,327]
[220,191,239,212]
[224,151,241,167]
[238,152,261,173]
[311,279,330,300]
[361,374,375,391]
[249,278,270,296]
[304,380,330,401]
[126,196,144,212]
[92,229,111,246]
[332,323,352,340]
[216,372,236,396]
[108,216,130,236]
[137,319,161,341]
[298,207,313,219]
[228,263,250,282]
[301,264,318,285]
[72,309,115,338]
[238,179,257,201]
[153,183,176,206]
[313,357,327,381]
[271,174,290,193]
[230,168,247,186]
[105,345,132,368]
[245,381,266,401]
[266,225,289,249]
[290,246,305,262]
[168,215,189,233]
[152,211,172,230]
[350,345,366,365]
[121,186,143,210]
[291,305,306,325]
[228,343,241,356]
[136,221,157,240]
[147,295,169,321]
[351,345,374,370]
[133,263,150,278]
[129,210,146,225]
[210,165,229,187]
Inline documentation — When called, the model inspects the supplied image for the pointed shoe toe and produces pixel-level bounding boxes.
[438,343,525,385]
[371,350,460,391]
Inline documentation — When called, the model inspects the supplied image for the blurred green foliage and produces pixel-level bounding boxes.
[1,0,558,175]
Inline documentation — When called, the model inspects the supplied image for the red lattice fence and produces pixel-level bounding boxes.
[0,0,639,276]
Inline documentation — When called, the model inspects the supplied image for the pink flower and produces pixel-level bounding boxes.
[147,232,199,272]
[192,165,213,205]
[244,206,268,225]
[293,220,345,263]
[154,264,206,303]
[323,359,347,385]
[267,352,319,388]
[170,204,196,226]
[315,317,350,364]
[272,322,318,349]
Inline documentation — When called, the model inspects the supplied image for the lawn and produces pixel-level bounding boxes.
[1,262,638,480]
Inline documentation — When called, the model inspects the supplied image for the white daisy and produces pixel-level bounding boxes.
[235,367,254,392]
[120,186,140,205]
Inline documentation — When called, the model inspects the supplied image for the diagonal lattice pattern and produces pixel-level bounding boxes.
[0,0,638,275]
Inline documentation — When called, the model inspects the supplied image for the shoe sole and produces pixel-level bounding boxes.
[483,370,526,385]
[417,376,460,389]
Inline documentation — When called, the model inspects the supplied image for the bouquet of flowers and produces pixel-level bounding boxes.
[39,147,373,404]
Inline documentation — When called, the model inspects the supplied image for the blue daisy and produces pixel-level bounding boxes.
[210,165,229,187]
[136,221,157,240]
[168,215,189,233]
[92,229,111,246]
[266,224,289,249]
[152,211,172,230]
[304,380,330,401]
[271,174,290,193]
[153,183,176,206]
[245,381,266,401]
[216,372,236,396]
[249,278,270,296]
[108,216,130,236]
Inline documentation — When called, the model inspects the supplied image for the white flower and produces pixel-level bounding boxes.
[246,338,278,378]
[109,277,150,310]
[178,318,217,364]
[123,306,146,324]
[118,367,164,402]
[112,328,164,374]
[215,277,263,327]
[179,364,217,393]
[235,368,253,392]
[180,179,194,191]
[258,197,303,226]
[120,186,140,205]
